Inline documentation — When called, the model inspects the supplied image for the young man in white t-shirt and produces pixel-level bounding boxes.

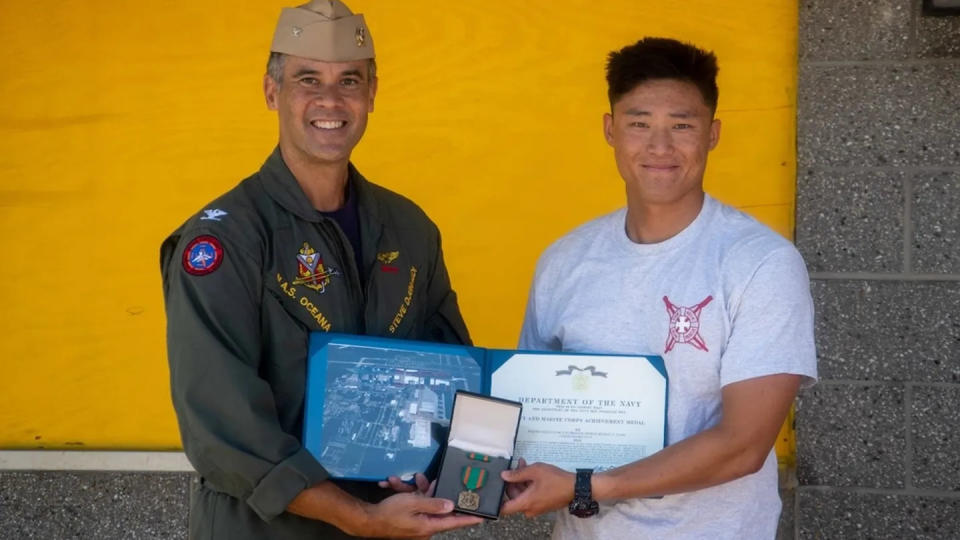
[500,38,817,540]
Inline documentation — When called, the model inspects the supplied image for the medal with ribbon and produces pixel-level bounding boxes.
[457,464,487,511]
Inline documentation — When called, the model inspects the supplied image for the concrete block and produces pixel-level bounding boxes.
[799,0,912,61]
[913,171,960,273]
[911,384,960,491]
[798,64,960,167]
[796,383,906,488]
[811,280,960,382]
[917,11,960,57]
[0,471,189,539]
[797,490,960,539]
[796,169,904,273]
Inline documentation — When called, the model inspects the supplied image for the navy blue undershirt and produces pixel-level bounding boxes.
[319,179,365,284]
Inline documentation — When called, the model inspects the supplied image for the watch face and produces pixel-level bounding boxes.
[570,468,598,517]
[568,500,599,518]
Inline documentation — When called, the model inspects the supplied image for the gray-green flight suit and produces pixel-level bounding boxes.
[160,148,471,539]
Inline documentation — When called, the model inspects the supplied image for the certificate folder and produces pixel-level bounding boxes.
[304,333,667,481]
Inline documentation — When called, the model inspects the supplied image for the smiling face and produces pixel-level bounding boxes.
[604,78,720,209]
[264,55,377,168]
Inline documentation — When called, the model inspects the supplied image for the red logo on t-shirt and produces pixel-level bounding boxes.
[663,295,713,353]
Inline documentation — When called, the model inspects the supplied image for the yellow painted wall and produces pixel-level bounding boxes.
[0,1,797,450]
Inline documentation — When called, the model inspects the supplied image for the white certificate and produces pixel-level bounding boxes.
[490,353,667,472]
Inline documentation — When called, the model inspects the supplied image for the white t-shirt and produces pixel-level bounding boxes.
[520,194,817,540]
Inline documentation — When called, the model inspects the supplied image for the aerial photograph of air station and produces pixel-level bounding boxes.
[316,344,483,479]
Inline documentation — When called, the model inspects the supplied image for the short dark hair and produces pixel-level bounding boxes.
[605,37,719,113]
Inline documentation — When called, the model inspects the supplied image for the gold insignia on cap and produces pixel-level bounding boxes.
[271,1,375,61]
[355,26,365,47]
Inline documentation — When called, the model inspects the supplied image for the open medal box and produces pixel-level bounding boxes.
[433,390,522,519]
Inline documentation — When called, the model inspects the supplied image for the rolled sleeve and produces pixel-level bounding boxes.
[248,447,330,521]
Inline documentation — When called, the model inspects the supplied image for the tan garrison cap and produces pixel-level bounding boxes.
[271,0,375,61]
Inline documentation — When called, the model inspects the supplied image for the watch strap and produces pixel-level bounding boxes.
[574,468,593,498]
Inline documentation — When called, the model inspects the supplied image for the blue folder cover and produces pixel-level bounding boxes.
[304,333,667,481]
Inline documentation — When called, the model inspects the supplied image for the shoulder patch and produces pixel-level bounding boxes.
[182,235,224,276]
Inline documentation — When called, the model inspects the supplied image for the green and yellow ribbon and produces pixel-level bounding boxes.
[461,465,487,491]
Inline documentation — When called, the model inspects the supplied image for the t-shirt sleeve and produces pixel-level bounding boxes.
[719,245,818,388]
[518,281,543,350]
[518,257,561,351]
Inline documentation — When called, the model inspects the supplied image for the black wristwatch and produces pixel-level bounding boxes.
[568,468,599,518]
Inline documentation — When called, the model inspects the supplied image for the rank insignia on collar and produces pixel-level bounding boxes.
[182,235,224,276]
[293,242,340,293]
[200,208,228,221]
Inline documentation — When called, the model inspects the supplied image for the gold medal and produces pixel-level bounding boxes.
[457,490,480,511]
[457,465,487,512]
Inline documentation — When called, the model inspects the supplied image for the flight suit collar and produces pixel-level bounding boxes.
[259,147,323,222]
[258,147,381,223]
[258,147,385,277]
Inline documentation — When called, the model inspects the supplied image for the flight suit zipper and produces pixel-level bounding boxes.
[317,216,367,334]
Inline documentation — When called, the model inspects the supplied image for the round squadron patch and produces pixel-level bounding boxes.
[182,235,224,276]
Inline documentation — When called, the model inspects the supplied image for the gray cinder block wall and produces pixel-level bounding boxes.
[793,0,960,538]
[2,2,958,538]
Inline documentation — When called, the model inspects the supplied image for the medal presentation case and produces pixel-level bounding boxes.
[434,391,522,519]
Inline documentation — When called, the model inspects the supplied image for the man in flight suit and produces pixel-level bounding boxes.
[159,1,482,538]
